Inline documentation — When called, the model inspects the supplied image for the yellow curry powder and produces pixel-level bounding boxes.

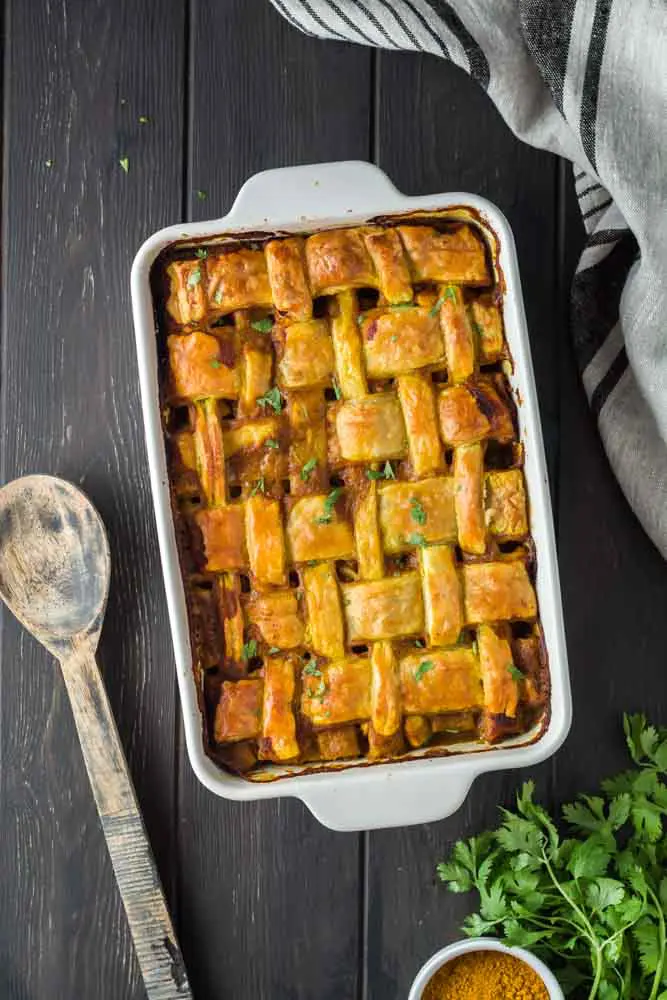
[422,949,549,1000]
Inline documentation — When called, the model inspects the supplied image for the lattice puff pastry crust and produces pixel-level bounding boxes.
[159,218,549,776]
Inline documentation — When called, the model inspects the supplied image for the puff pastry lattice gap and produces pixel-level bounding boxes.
[159,218,549,776]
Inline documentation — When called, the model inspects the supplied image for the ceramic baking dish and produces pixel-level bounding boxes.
[130,161,571,832]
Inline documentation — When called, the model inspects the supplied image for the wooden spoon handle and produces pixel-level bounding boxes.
[59,639,192,999]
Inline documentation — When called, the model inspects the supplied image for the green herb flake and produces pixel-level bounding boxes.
[311,678,328,699]
[195,248,208,259]
[268,646,280,654]
[251,318,273,334]
[471,319,484,338]
[119,157,129,174]
[300,458,318,481]
[390,302,413,311]
[332,377,342,400]
[444,284,457,303]
[383,461,395,480]
[303,662,323,678]
[250,477,266,497]
[314,486,343,525]
[366,468,384,480]
[187,267,202,288]
[507,662,524,682]
[405,532,426,547]
[45,159,54,168]
[257,387,282,413]
[391,335,398,343]
[241,639,258,661]
[210,359,222,369]
[410,496,427,526]
[415,660,435,681]
[138,115,150,125]
[196,189,207,201]
[357,314,365,326]
[415,639,425,648]
[265,438,279,450]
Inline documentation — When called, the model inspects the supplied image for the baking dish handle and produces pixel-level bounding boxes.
[225,160,406,226]
[299,769,476,832]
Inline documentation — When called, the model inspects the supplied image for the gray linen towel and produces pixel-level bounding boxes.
[269,0,667,557]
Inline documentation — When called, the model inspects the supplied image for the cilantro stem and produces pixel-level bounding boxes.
[540,849,604,998]
[647,885,666,1000]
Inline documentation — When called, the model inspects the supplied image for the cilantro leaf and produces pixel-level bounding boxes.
[187,267,202,288]
[404,532,426,547]
[265,438,279,450]
[414,660,434,681]
[251,318,273,333]
[250,477,265,497]
[257,387,282,413]
[507,662,524,682]
[410,496,427,525]
[301,458,318,481]
[241,639,257,661]
[332,377,342,400]
[314,487,343,525]
[383,461,395,479]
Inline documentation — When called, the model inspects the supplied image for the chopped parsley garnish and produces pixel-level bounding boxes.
[356,314,365,326]
[265,438,279,450]
[268,646,280,654]
[138,115,150,125]
[195,248,208,259]
[410,497,427,525]
[366,461,395,481]
[303,662,323,678]
[250,477,266,496]
[251,318,273,334]
[314,486,343,525]
[257,387,282,413]
[332,377,342,400]
[405,532,427,547]
[241,639,258,661]
[301,458,318,481]
[187,267,202,288]
[214,288,223,304]
[195,189,207,200]
[507,662,525,682]
[310,678,328,699]
[429,286,457,317]
[415,660,435,681]
[390,302,413,311]
[210,359,222,369]
[391,334,398,343]
[119,156,129,173]
[471,319,483,337]
[415,639,425,648]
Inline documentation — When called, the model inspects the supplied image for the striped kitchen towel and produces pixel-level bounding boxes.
[269,0,667,557]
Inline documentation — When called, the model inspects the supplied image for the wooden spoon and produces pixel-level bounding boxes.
[0,475,192,999]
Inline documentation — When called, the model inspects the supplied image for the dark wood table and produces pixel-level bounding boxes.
[1,2,666,998]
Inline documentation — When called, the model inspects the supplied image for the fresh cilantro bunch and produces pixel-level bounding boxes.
[437,715,667,999]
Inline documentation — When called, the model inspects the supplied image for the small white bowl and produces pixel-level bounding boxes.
[408,937,564,999]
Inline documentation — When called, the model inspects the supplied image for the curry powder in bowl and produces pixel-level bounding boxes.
[422,949,549,1000]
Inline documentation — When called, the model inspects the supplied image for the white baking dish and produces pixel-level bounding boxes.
[130,161,571,832]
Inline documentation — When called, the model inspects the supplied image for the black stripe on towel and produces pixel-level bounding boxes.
[582,196,612,221]
[519,0,576,113]
[591,347,628,418]
[587,227,630,247]
[387,0,451,58]
[271,0,318,35]
[571,232,639,370]
[580,0,613,171]
[350,0,403,46]
[425,0,490,87]
[297,0,377,44]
